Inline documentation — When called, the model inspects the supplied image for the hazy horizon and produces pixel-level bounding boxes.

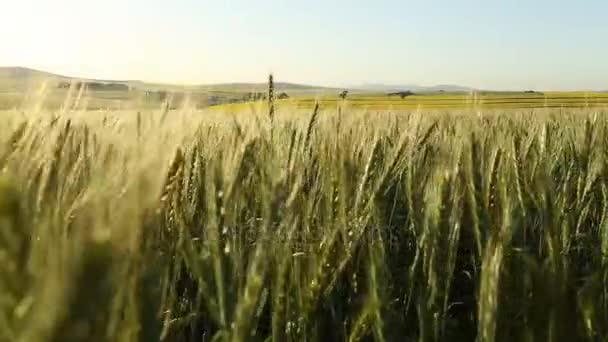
[2,0,607,90]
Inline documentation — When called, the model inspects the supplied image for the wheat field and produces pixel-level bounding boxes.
[1,87,608,341]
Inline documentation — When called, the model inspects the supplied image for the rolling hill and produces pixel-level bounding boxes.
[1,67,480,95]
[0,67,340,95]
[0,66,66,80]
[352,83,474,93]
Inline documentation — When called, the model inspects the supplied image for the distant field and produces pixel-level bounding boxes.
[3,88,607,113]
[215,91,608,112]
[4,68,607,112]
[0,87,248,111]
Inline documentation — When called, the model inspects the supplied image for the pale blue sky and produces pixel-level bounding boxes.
[1,0,607,90]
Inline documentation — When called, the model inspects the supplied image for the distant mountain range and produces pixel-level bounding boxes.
[0,66,147,91]
[0,66,62,80]
[195,82,340,94]
[0,66,144,84]
[6,67,604,94]
[0,67,477,94]
[0,67,340,94]
[352,83,474,93]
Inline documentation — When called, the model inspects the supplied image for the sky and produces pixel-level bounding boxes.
[1,0,607,90]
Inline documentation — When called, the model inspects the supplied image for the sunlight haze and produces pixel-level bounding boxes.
[1,0,607,90]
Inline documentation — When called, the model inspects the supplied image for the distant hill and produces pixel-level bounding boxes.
[0,66,146,84]
[0,66,67,80]
[0,67,346,110]
[3,67,606,95]
[7,67,471,95]
[195,82,341,95]
[0,67,340,95]
[0,67,71,90]
[0,66,147,92]
[353,83,474,93]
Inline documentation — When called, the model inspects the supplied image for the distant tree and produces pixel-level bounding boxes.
[339,90,349,100]
[158,91,168,102]
[278,92,289,99]
[388,91,414,99]
[208,96,220,105]
[401,91,414,99]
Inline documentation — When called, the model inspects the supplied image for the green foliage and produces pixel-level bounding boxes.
[1,107,608,341]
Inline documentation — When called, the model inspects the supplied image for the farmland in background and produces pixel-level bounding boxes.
[3,67,607,112]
